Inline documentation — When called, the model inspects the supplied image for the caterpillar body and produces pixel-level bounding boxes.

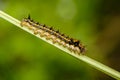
[21,15,86,55]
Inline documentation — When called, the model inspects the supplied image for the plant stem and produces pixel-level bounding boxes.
[0,10,120,80]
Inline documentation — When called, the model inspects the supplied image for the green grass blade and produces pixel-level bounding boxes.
[0,10,120,80]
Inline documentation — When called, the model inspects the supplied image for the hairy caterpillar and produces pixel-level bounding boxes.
[21,15,86,55]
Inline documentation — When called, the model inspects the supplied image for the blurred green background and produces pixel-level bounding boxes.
[0,0,120,80]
